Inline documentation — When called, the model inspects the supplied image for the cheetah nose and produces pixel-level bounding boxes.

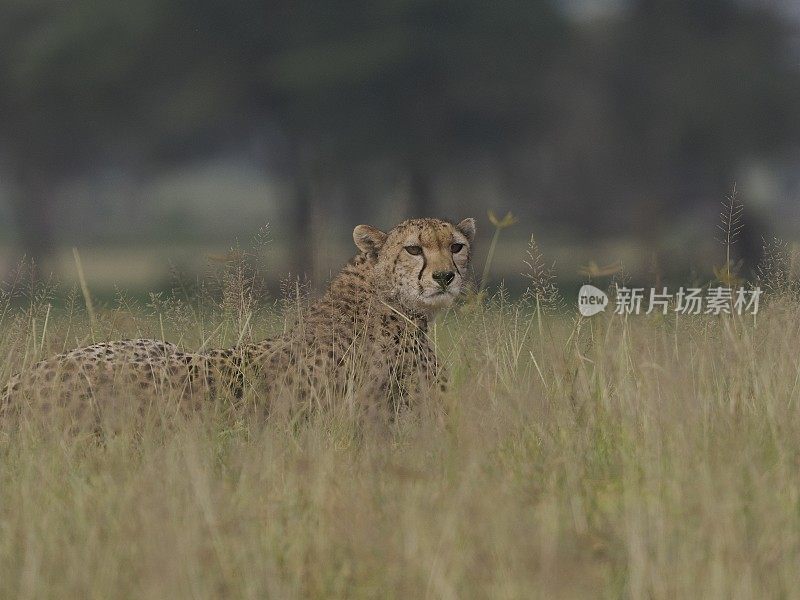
[432,271,455,289]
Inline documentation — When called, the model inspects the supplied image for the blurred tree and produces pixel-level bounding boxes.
[0,0,798,281]
[0,0,246,263]
[615,0,798,222]
[178,0,570,272]
[0,1,141,259]
[531,0,800,252]
[261,0,568,216]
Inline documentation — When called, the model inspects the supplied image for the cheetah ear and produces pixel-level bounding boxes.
[353,224,388,256]
[456,218,476,243]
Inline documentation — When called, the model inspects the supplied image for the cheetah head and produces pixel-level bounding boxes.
[353,217,476,314]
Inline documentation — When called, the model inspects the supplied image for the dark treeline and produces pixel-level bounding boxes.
[1,0,798,274]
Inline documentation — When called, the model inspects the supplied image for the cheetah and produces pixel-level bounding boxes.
[1,217,476,417]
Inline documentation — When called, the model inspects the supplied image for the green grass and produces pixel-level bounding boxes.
[1,276,800,598]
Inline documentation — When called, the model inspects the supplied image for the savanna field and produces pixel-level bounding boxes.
[1,236,799,600]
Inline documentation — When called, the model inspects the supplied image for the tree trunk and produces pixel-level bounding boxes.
[11,166,55,271]
[289,172,314,280]
[408,167,435,218]
[282,135,317,282]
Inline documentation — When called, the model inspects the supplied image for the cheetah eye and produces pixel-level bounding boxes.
[450,243,464,253]
[405,245,423,256]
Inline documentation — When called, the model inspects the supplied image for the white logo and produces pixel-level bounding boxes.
[578,284,609,317]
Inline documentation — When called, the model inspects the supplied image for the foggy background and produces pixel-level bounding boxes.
[1,0,799,296]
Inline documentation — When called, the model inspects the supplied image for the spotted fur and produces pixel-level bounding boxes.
[1,217,476,416]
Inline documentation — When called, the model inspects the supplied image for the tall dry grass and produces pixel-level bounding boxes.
[0,234,799,599]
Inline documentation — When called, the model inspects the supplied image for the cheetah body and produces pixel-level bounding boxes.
[2,217,475,414]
